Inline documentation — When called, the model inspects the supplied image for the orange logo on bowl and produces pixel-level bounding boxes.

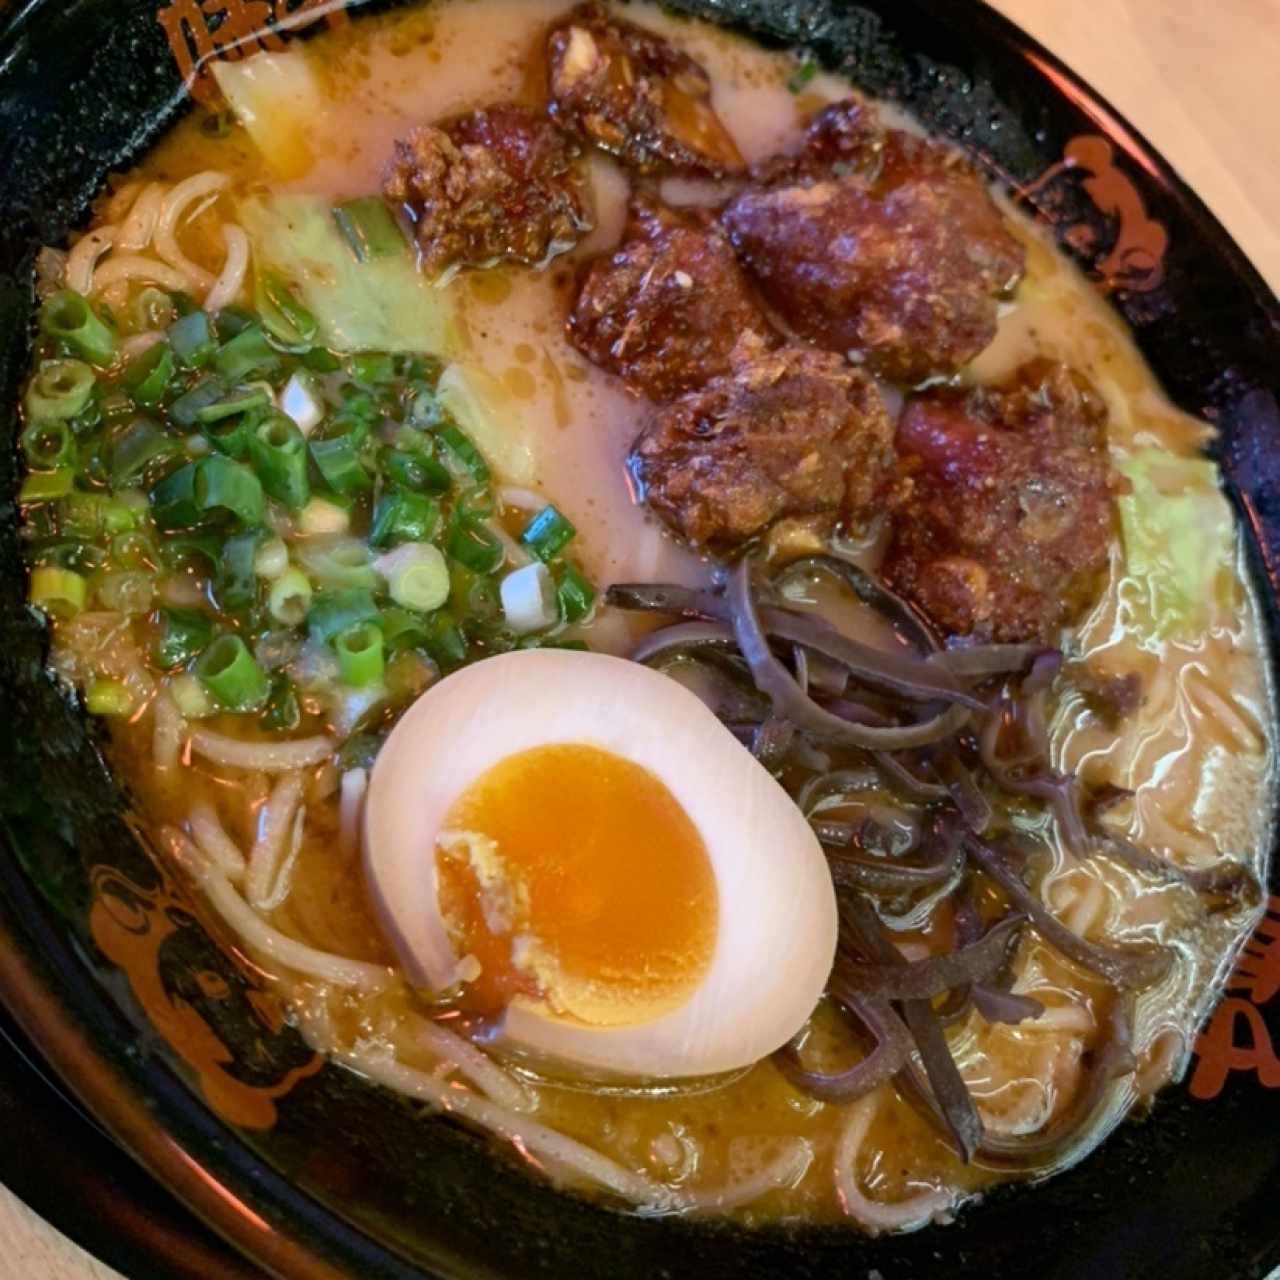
[1022,134,1169,296]
[156,0,349,103]
[1189,895,1280,1100]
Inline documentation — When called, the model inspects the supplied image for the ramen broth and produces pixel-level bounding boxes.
[28,0,1273,1228]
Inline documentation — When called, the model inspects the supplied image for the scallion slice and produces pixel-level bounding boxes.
[306,588,379,643]
[214,324,281,382]
[332,197,407,262]
[168,310,218,368]
[310,432,371,495]
[28,565,87,617]
[20,419,76,469]
[194,388,271,424]
[86,678,134,716]
[436,421,490,484]
[24,358,96,422]
[556,563,596,623]
[254,269,319,350]
[170,375,230,428]
[40,290,117,366]
[370,489,440,548]
[216,530,264,612]
[122,342,176,406]
[520,504,576,562]
[335,622,385,687]
[194,455,265,525]
[195,634,270,711]
[248,413,310,510]
[18,469,74,503]
[447,516,504,574]
[268,567,313,626]
[154,607,215,667]
[382,542,449,612]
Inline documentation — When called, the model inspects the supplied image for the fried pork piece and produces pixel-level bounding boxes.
[546,2,744,176]
[720,99,1025,383]
[568,197,771,399]
[629,334,897,547]
[882,359,1121,644]
[384,105,591,278]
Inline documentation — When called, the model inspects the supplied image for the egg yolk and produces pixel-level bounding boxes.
[434,743,718,1026]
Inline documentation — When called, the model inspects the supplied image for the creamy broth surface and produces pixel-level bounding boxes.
[53,0,1273,1227]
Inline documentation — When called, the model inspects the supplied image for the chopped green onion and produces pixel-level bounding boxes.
[217,531,265,612]
[447,516,504,574]
[298,496,351,536]
[61,492,141,537]
[423,612,467,670]
[194,388,270,424]
[149,463,202,529]
[160,530,223,571]
[385,648,435,702]
[195,634,270,712]
[380,607,430,652]
[297,538,380,590]
[86,678,134,716]
[254,269,319,350]
[214,324,281,382]
[201,410,256,460]
[262,674,301,732]
[268,567,313,626]
[310,432,370,495]
[24,358,96,422]
[520,504,576,561]
[167,310,218,368]
[155,607,215,668]
[110,527,158,571]
[787,60,818,93]
[556,563,596,623]
[248,413,310,510]
[129,287,176,334]
[111,418,182,485]
[406,385,446,429]
[306,588,378,643]
[213,306,255,340]
[500,561,558,634]
[302,347,342,374]
[332,197,407,261]
[20,419,76,469]
[122,342,175,406]
[40,290,117,366]
[370,489,440,548]
[383,446,450,493]
[96,569,154,614]
[335,623,385,687]
[170,673,214,719]
[170,375,230,428]
[382,543,449,612]
[28,565,87,617]
[457,486,496,520]
[350,352,396,386]
[253,536,290,580]
[435,421,490,484]
[18,469,74,503]
[200,108,235,139]
[194,455,265,525]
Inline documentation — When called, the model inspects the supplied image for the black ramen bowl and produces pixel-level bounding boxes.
[2,1,1280,1277]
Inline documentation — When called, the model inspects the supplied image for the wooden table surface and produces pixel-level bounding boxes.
[3,1,1279,1276]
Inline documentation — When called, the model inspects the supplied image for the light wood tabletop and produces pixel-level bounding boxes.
[2,1,1278,1277]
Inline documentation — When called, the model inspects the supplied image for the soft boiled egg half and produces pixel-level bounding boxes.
[364,648,837,1078]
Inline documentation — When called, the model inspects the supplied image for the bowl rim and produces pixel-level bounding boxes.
[1,0,1279,1277]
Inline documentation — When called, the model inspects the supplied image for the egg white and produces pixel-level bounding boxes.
[364,648,837,1078]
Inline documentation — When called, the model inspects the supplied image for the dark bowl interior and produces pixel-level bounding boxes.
[2,1,1280,1277]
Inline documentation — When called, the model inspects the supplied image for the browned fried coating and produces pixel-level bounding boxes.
[629,333,898,547]
[883,359,1122,644]
[720,99,1025,382]
[547,2,743,176]
[384,104,591,278]
[567,196,772,400]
